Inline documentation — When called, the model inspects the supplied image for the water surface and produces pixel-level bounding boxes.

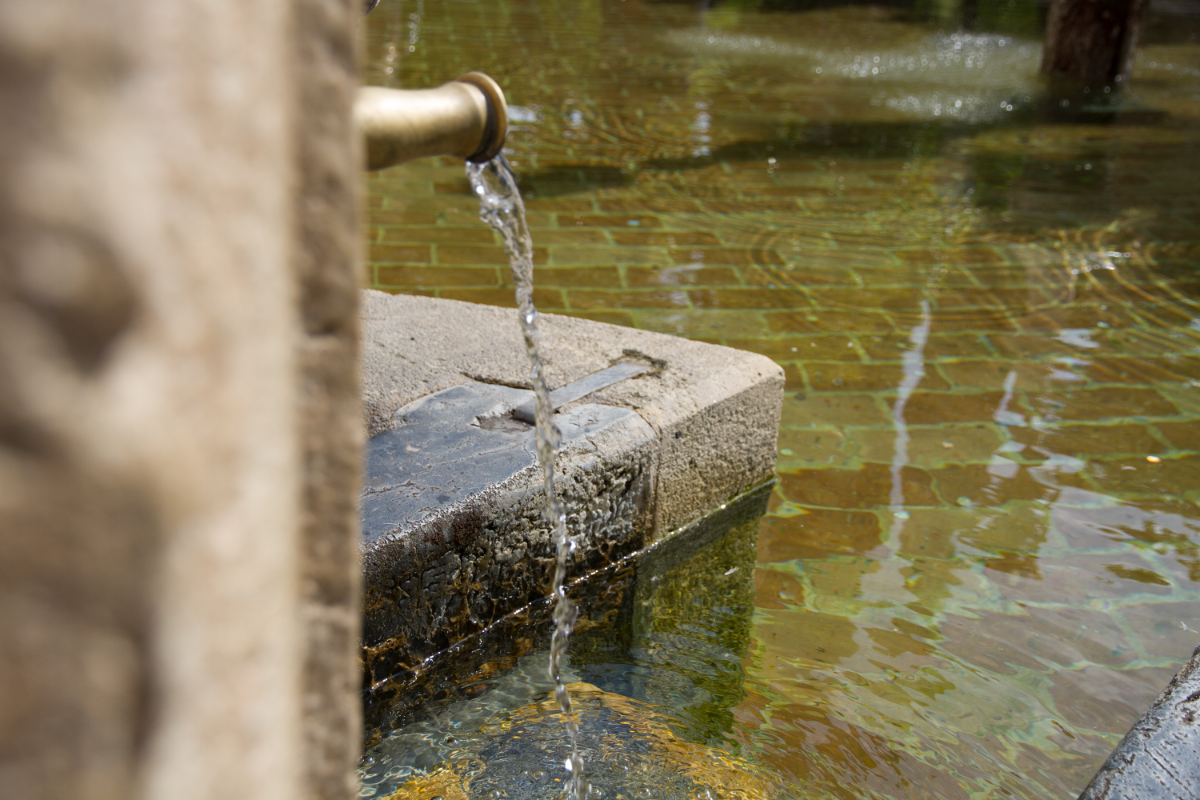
[361,1,1200,797]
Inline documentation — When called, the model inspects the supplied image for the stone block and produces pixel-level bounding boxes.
[358,290,783,704]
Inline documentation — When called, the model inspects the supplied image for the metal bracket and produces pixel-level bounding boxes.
[511,361,650,424]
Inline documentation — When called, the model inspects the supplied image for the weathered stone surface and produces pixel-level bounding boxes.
[1,1,363,799]
[361,395,657,684]
[1079,644,1200,800]
[361,291,783,535]
[358,291,782,716]
[291,1,364,798]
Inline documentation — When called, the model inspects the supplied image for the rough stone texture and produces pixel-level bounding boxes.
[291,0,364,798]
[362,400,656,683]
[0,2,363,800]
[358,290,782,711]
[361,290,783,534]
[1079,644,1200,800]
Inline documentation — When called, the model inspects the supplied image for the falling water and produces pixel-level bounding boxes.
[466,154,587,800]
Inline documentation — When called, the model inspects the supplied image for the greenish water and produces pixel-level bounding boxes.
[361,0,1200,797]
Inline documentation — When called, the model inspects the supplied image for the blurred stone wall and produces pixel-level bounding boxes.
[0,0,362,798]
[292,0,365,798]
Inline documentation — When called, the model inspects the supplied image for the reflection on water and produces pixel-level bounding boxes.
[363,0,1200,796]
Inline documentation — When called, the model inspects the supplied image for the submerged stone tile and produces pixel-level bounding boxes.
[896,507,975,559]
[989,332,1094,358]
[806,361,949,393]
[370,243,432,263]
[724,335,859,363]
[957,501,1051,556]
[1088,455,1200,495]
[1122,601,1200,661]
[527,229,612,245]
[523,198,596,213]
[633,310,769,338]
[928,310,1020,333]
[797,335,867,361]
[855,266,933,287]
[1019,304,1140,332]
[670,247,785,266]
[994,553,1173,606]
[753,567,807,610]
[940,360,1072,391]
[370,209,439,226]
[937,613,1045,676]
[931,462,1059,506]
[1156,420,1200,451]
[766,309,895,334]
[758,508,883,561]
[903,391,1009,425]
[1029,423,1167,458]
[611,230,720,247]
[377,265,500,287]
[781,392,891,428]
[625,265,742,288]
[859,333,994,361]
[384,226,496,244]
[688,288,810,310]
[532,266,622,288]
[898,247,1010,266]
[809,286,928,312]
[743,266,858,287]
[780,462,937,509]
[776,428,851,468]
[438,244,548,266]
[850,423,1005,467]
[1049,663,1178,734]
[597,198,703,214]
[1077,356,1196,386]
[551,244,667,265]
[1024,387,1180,422]
[933,286,1054,310]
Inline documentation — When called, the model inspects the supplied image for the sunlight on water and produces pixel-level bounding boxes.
[362,0,1200,796]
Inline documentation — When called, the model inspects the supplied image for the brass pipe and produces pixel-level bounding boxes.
[355,72,508,171]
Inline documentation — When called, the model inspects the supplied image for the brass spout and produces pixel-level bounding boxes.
[356,72,508,171]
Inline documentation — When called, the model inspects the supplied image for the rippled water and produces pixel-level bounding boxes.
[362,0,1200,797]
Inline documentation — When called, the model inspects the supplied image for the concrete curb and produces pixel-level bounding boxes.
[1079,644,1200,800]
[358,291,783,703]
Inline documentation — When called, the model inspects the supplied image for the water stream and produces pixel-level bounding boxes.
[466,155,587,800]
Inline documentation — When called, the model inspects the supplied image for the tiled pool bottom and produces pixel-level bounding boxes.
[361,0,1200,796]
